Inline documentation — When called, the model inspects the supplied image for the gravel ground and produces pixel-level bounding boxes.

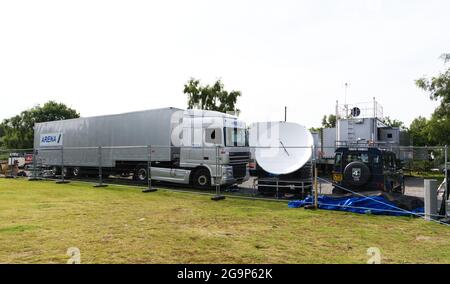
[316,176,428,198]
[239,176,444,200]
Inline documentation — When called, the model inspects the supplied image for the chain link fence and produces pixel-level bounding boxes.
[1,144,449,223]
[0,145,315,201]
[312,145,449,223]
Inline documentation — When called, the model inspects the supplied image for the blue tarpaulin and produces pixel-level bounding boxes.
[288,195,424,216]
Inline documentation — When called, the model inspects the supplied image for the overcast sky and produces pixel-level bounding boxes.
[1,0,449,128]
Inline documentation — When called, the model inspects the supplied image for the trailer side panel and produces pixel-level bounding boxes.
[34,108,181,167]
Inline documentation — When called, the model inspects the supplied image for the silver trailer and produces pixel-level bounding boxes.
[34,107,250,188]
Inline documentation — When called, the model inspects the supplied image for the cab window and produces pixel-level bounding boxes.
[370,154,381,170]
[334,153,342,167]
[345,153,369,164]
[225,128,248,147]
[205,128,222,145]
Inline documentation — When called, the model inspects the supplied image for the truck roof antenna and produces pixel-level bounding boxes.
[284,106,287,122]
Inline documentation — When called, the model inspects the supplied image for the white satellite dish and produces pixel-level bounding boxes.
[249,122,314,175]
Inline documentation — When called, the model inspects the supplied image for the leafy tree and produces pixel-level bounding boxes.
[416,53,450,113]
[321,114,336,128]
[409,117,432,146]
[383,116,406,130]
[426,116,450,146]
[0,124,4,147]
[1,101,79,149]
[183,78,241,113]
[415,53,450,145]
[309,127,321,132]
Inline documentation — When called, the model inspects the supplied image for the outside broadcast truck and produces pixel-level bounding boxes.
[33,107,250,189]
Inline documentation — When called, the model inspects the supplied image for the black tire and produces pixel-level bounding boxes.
[72,167,81,178]
[50,166,59,176]
[134,167,147,183]
[192,168,211,190]
[343,161,371,187]
[63,167,70,178]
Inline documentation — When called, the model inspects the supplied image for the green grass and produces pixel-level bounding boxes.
[407,171,445,183]
[408,171,445,179]
[0,179,449,264]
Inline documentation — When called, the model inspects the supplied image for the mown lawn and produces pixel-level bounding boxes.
[0,178,449,264]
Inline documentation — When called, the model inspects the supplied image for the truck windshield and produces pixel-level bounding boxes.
[224,128,248,147]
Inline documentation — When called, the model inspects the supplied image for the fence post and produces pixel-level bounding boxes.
[424,179,438,221]
[276,179,279,199]
[5,150,14,178]
[313,146,319,209]
[212,145,225,201]
[28,148,40,181]
[304,146,318,210]
[445,145,448,201]
[442,145,449,217]
[56,146,69,184]
[94,146,107,188]
[143,145,157,193]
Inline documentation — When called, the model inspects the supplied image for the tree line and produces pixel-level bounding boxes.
[0,78,240,150]
[0,102,79,149]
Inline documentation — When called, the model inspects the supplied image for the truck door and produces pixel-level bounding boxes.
[191,127,204,163]
[180,126,203,165]
[203,128,222,165]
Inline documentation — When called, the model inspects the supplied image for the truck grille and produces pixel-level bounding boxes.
[229,152,250,164]
[232,164,247,179]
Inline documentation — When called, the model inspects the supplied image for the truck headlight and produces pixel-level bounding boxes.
[223,167,233,177]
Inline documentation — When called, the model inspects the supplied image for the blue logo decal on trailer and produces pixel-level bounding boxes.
[40,133,63,146]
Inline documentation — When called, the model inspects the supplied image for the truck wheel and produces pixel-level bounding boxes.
[134,167,147,182]
[62,167,69,178]
[51,166,59,176]
[72,167,81,177]
[192,169,211,190]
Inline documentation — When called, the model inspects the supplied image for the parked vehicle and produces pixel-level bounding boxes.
[332,147,405,194]
[8,153,33,168]
[34,108,250,188]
